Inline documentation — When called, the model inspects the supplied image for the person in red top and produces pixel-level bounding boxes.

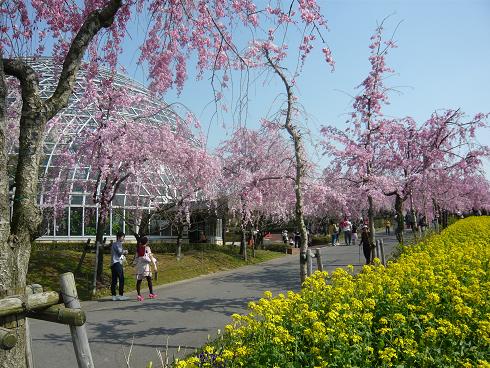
[134,236,157,302]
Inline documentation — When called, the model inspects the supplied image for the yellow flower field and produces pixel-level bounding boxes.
[175,217,490,367]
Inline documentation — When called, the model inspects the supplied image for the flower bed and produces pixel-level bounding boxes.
[175,217,490,367]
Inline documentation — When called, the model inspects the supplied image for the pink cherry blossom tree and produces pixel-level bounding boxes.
[1,1,331,364]
[321,22,397,245]
[217,125,295,260]
[379,111,488,242]
[151,121,221,260]
[321,21,489,244]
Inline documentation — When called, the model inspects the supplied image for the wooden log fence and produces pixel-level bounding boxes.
[0,291,60,317]
[28,304,86,326]
[306,248,325,277]
[315,248,324,272]
[0,327,16,350]
[61,272,94,368]
[0,272,93,368]
[306,249,313,277]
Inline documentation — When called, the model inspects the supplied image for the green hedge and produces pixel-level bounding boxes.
[33,241,223,254]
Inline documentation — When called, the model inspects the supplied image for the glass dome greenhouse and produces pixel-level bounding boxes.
[7,57,222,243]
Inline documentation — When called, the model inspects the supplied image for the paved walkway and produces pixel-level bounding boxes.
[30,233,398,368]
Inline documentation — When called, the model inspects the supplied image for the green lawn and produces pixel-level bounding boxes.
[27,247,284,301]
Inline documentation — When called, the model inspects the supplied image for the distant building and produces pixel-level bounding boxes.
[7,57,222,243]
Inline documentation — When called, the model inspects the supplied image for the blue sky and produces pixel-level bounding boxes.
[125,0,488,177]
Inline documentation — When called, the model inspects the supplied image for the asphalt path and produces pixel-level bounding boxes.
[30,232,399,368]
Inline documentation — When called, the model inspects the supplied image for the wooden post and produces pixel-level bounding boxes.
[75,239,91,276]
[92,242,100,297]
[315,248,324,272]
[380,239,386,266]
[25,283,43,367]
[306,249,313,277]
[25,318,34,368]
[0,327,17,350]
[60,272,95,368]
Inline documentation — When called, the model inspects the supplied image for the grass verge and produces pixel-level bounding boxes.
[27,247,284,301]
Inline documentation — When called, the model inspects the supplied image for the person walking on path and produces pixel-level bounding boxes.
[351,222,358,246]
[111,231,129,301]
[328,221,337,246]
[282,229,288,244]
[134,236,158,301]
[341,217,352,246]
[384,218,391,235]
[359,225,373,265]
[294,230,301,248]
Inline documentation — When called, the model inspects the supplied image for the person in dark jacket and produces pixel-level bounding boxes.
[359,225,373,265]
[111,231,129,301]
[294,230,301,248]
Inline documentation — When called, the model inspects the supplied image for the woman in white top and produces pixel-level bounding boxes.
[134,236,158,301]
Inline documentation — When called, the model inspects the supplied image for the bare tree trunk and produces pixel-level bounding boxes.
[0,3,122,366]
[367,195,376,247]
[221,210,227,246]
[257,229,264,250]
[0,57,11,293]
[432,198,440,233]
[265,51,308,284]
[239,226,247,261]
[221,218,227,246]
[0,52,30,368]
[138,211,153,238]
[395,193,404,244]
[219,199,228,246]
[0,58,46,368]
[442,209,448,229]
[176,224,183,260]
[95,209,109,282]
[409,192,418,241]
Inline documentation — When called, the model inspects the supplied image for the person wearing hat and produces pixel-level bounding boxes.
[359,225,373,264]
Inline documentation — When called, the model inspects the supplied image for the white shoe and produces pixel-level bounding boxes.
[111,295,117,301]
[116,295,130,301]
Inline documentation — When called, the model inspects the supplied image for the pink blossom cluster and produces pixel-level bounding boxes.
[2,0,331,102]
[217,126,296,226]
[321,24,490,219]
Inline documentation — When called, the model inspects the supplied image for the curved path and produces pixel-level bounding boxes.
[30,232,399,368]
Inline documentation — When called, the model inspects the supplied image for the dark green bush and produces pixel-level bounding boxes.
[264,242,288,253]
[33,241,223,254]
